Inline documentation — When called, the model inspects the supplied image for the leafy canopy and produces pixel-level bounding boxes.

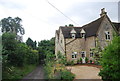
[0,17,25,35]
[99,36,120,80]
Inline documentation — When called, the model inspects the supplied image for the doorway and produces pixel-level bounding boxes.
[81,51,86,63]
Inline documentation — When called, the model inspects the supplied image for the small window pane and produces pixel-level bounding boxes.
[72,55,74,58]
[90,53,94,57]
[108,35,110,39]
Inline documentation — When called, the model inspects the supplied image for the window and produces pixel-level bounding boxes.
[105,31,110,40]
[90,49,94,57]
[71,34,75,39]
[90,52,94,57]
[81,33,85,38]
[71,52,77,59]
[81,51,86,58]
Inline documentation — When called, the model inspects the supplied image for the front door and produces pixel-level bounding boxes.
[81,51,86,63]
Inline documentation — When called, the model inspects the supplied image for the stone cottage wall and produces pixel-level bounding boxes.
[97,17,115,49]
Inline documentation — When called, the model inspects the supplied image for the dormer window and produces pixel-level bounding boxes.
[70,28,76,39]
[80,29,86,38]
[81,33,85,38]
[105,31,110,40]
[71,34,75,39]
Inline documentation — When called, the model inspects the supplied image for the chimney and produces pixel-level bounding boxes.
[100,8,107,17]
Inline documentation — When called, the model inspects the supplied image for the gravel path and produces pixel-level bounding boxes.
[66,65,102,79]
[21,65,44,81]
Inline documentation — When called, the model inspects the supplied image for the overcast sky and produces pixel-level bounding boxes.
[0,0,119,42]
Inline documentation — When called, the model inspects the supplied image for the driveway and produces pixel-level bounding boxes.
[21,65,44,81]
[66,65,102,79]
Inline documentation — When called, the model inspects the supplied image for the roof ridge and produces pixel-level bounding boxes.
[82,16,104,28]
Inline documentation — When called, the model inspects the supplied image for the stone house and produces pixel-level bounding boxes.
[55,8,120,63]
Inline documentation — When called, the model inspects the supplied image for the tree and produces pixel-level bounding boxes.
[99,36,120,80]
[2,33,17,65]
[37,37,55,63]
[0,17,25,35]
[33,41,37,49]
[26,38,37,49]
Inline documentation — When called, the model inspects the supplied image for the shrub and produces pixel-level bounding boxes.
[99,36,120,80]
[90,60,92,64]
[77,59,80,64]
[59,70,75,81]
[80,57,82,63]
[66,60,74,66]
[85,57,88,63]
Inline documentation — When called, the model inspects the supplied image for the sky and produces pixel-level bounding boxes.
[0,0,119,42]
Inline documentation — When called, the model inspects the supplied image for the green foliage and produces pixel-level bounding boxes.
[91,38,102,64]
[59,70,75,81]
[2,64,36,80]
[80,57,82,63]
[69,24,74,27]
[0,17,25,35]
[99,36,120,80]
[26,38,37,49]
[77,59,80,64]
[66,60,74,66]
[44,51,75,80]
[44,51,55,79]
[38,37,55,63]
[57,51,67,65]
[2,33,39,79]
[44,61,55,79]
[2,33,17,51]
[2,33,18,65]
[85,57,88,63]
[90,60,92,64]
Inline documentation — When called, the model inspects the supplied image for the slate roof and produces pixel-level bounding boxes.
[82,16,104,37]
[112,22,120,31]
[59,16,104,38]
[56,16,120,38]
[60,27,82,38]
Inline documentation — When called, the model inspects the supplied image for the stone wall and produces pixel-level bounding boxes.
[85,36,96,60]
[55,28,65,59]
[97,17,114,49]
[65,36,96,62]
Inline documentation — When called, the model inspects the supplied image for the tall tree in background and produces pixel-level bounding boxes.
[0,17,25,35]
[37,37,55,63]
[26,38,37,49]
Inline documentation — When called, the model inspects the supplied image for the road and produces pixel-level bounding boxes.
[21,65,45,81]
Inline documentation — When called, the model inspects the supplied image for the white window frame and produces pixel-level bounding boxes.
[81,33,85,38]
[81,51,86,58]
[71,34,76,39]
[90,52,94,57]
[71,52,77,59]
[89,49,94,57]
[105,31,110,40]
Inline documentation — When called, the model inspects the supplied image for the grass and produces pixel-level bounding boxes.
[2,64,37,80]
